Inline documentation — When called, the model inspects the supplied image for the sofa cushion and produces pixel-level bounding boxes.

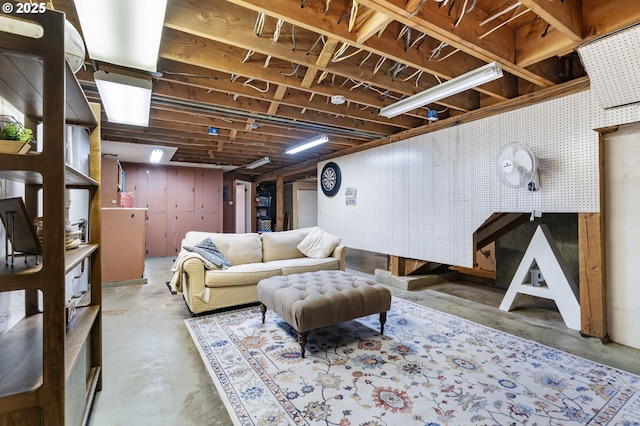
[204,263,281,288]
[261,228,312,262]
[268,257,340,275]
[183,237,232,268]
[184,231,262,265]
[296,227,341,259]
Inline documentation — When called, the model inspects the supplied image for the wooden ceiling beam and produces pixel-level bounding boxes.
[220,0,515,102]
[159,31,424,130]
[151,74,406,136]
[355,9,393,43]
[162,11,480,113]
[356,0,555,88]
[516,0,640,67]
[159,29,418,121]
[519,0,582,42]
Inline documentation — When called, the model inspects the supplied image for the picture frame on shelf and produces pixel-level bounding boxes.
[0,197,42,266]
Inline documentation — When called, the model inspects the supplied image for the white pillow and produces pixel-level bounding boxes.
[297,227,341,259]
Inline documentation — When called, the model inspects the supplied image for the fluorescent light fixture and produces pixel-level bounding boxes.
[285,134,329,154]
[246,156,270,169]
[94,70,152,126]
[149,149,163,163]
[74,0,167,72]
[379,62,503,118]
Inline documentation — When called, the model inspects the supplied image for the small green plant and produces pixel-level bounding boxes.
[0,122,33,143]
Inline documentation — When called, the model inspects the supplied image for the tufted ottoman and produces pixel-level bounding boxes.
[257,270,392,357]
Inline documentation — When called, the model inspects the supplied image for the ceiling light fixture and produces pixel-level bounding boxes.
[246,156,270,169]
[379,62,503,118]
[285,134,329,154]
[149,148,163,163]
[427,109,439,122]
[331,95,346,105]
[94,70,152,126]
[73,0,168,72]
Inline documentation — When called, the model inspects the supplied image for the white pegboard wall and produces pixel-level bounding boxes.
[319,90,601,268]
[578,24,640,110]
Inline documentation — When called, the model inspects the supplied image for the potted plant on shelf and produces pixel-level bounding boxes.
[0,118,34,154]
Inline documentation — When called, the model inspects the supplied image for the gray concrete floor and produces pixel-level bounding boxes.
[88,250,640,425]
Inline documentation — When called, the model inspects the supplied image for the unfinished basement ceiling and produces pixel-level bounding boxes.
[54,0,640,182]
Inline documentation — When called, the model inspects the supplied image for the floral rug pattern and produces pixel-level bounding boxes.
[185,298,640,425]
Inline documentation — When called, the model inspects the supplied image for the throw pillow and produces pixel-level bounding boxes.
[297,227,341,259]
[184,237,232,269]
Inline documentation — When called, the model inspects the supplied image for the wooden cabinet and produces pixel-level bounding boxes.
[193,212,222,232]
[0,10,102,425]
[101,157,122,207]
[120,165,223,257]
[146,213,168,257]
[146,167,168,212]
[101,208,147,283]
[167,212,195,255]
[195,169,222,213]
[168,168,195,212]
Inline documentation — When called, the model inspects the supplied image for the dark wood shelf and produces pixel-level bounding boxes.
[0,306,99,401]
[0,260,42,292]
[0,53,97,128]
[0,162,98,188]
[0,244,98,292]
[0,314,42,399]
[65,244,98,273]
[65,306,100,379]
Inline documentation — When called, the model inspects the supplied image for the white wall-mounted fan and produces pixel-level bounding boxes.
[497,142,540,191]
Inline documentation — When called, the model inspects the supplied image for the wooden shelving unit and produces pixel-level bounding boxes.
[0,10,102,426]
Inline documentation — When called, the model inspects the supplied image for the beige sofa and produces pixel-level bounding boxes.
[173,227,347,314]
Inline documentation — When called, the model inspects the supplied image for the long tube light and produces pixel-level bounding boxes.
[379,62,503,118]
[286,134,329,154]
[246,156,270,169]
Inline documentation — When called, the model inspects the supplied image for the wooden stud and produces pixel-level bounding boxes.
[578,212,607,339]
[275,175,284,232]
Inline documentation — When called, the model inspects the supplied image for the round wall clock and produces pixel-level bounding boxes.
[320,162,341,197]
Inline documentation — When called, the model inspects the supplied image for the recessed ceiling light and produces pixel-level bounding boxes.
[150,149,163,163]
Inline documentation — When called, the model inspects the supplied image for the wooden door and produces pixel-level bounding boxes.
[100,157,120,207]
[146,213,167,257]
[122,163,138,203]
[136,166,149,209]
[195,169,222,212]
[102,208,146,282]
[146,167,168,212]
[193,212,222,233]
[168,168,195,212]
[167,212,195,256]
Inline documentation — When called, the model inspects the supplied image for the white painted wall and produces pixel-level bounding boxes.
[318,89,640,350]
[604,122,640,348]
[319,90,601,268]
[296,189,317,229]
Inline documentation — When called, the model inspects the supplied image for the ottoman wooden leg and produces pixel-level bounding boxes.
[298,331,308,358]
[379,311,387,334]
[260,303,267,324]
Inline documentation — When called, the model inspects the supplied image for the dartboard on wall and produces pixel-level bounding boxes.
[320,162,341,197]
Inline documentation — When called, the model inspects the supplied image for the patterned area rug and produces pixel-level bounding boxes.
[185,298,640,425]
